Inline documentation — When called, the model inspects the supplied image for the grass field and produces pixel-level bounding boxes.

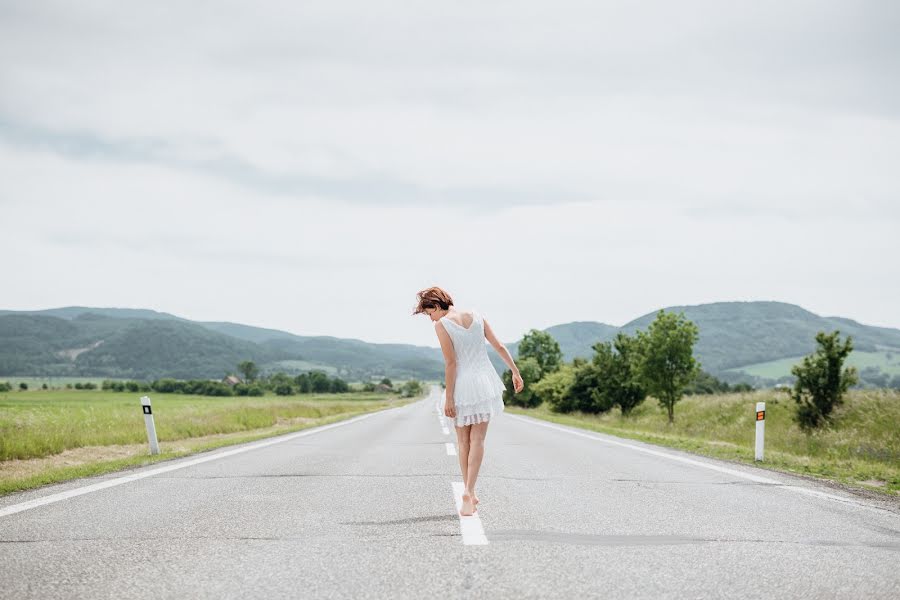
[506,389,900,496]
[727,350,900,379]
[0,388,419,496]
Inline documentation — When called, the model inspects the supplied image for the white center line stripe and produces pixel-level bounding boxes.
[451,481,488,545]
[508,414,885,512]
[0,408,395,519]
[445,443,457,456]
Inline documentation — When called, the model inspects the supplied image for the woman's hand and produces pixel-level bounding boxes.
[512,371,524,393]
[444,397,456,418]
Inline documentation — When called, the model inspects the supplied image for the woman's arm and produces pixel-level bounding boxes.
[483,316,524,393]
[483,317,519,374]
[435,321,457,414]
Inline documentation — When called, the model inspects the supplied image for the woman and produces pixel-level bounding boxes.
[413,286,524,516]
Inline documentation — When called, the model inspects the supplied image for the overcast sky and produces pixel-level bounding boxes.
[2,0,898,347]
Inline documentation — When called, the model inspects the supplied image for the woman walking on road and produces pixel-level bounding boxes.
[413,286,524,516]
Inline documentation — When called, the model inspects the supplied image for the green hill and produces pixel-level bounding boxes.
[3,302,898,386]
[491,302,900,387]
[0,309,445,381]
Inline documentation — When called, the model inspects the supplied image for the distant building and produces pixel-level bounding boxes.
[222,375,243,386]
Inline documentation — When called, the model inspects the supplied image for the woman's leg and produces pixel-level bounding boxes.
[454,424,471,483]
[465,420,490,503]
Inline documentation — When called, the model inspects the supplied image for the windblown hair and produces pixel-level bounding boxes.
[412,286,454,315]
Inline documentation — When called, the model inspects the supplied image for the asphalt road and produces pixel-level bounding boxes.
[1,384,898,599]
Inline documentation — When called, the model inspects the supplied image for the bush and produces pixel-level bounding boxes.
[19,382,28,391]
[399,379,424,398]
[590,333,646,415]
[0,382,12,392]
[330,377,350,393]
[82,382,97,390]
[274,384,294,396]
[533,364,576,412]
[151,379,181,393]
[791,331,857,430]
[125,381,140,393]
[560,361,615,414]
[502,357,543,408]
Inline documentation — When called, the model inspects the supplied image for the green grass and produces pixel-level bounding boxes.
[728,350,900,379]
[506,389,900,496]
[0,388,418,495]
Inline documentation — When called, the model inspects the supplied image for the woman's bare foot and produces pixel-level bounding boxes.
[460,491,476,516]
[473,492,480,505]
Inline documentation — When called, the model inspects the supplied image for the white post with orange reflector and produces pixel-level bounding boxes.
[754,401,765,461]
[141,395,160,455]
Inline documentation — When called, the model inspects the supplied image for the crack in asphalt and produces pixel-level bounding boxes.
[486,530,900,549]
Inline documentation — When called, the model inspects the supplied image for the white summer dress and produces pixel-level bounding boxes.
[440,309,506,427]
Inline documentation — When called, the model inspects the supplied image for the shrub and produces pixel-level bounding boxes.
[502,357,543,408]
[791,331,857,430]
[533,363,576,412]
[19,382,28,391]
[274,384,294,396]
[590,333,646,415]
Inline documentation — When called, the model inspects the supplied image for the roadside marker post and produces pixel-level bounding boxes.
[755,401,765,461]
[141,395,160,455]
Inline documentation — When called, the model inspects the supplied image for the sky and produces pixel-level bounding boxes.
[2,0,899,348]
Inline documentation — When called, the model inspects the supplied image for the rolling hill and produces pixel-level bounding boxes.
[2,303,898,386]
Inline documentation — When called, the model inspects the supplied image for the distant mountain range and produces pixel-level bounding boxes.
[2,302,899,386]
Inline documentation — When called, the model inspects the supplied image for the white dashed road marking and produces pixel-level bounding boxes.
[445,443,457,456]
[451,482,488,545]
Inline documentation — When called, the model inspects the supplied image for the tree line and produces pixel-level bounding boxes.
[502,309,860,430]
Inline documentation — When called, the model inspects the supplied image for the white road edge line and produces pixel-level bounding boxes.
[509,414,886,512]
[451,481,488,545]
[441,427,450,435]
[0,408,394,519]
[446,443,457,456]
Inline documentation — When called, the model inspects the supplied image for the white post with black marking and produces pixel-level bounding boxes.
[754,401,765,461]
[141,395,160,455]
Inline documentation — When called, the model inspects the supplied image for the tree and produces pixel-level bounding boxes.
[532,363,576,411]
[502,357,542,408]
[634,310,700,424]
[294,373,311,393]
[274,383,294,396]
[563,360,614,414]
[309,370,332,393]
[791,331,858,430]
[19,382,28,391]
[400,379,424,398]
[237,360,259,382]
[330,377,349,393]
[517,330,563,378]
[591,333,647,415]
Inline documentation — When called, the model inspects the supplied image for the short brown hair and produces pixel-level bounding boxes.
[412,286,454,315]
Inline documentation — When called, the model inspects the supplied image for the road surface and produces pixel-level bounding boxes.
[1,384,898,599]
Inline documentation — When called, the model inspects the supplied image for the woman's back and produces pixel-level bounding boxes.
[440,309,506,425]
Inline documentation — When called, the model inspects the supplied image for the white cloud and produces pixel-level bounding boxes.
[1,0,899,346]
